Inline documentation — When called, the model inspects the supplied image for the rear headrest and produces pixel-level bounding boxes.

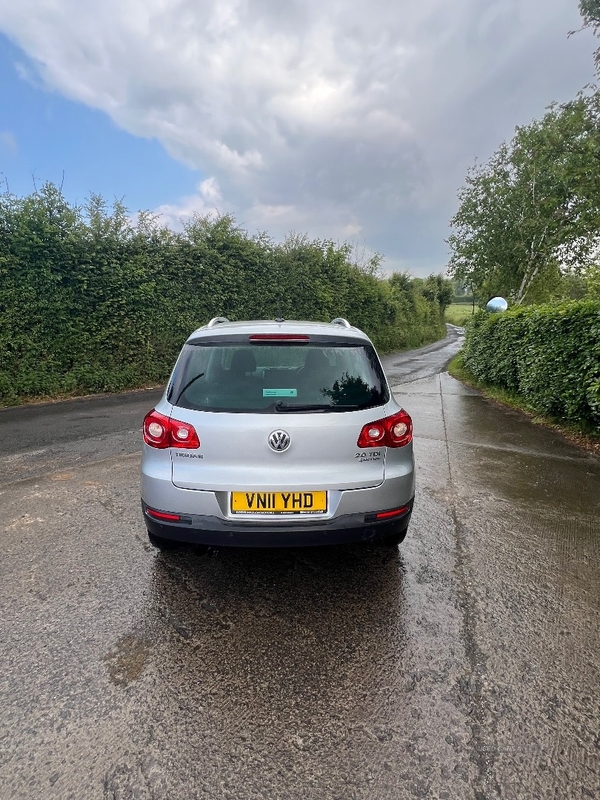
[303,350,330,371]
[230,349,257,375]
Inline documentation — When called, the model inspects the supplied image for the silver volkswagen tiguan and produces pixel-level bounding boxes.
[141,317,415,549]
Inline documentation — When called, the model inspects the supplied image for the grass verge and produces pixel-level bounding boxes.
[447,353,600,456]
[444,303,475,326]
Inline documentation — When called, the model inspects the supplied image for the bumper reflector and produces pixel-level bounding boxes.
[146,509,181,522]
[374,505,410,521]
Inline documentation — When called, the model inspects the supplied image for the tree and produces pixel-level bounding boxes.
[575,1,600,77]
[447,93,600,304]
[422,274,454,311]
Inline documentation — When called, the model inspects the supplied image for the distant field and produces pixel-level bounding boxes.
[445,303,474,326]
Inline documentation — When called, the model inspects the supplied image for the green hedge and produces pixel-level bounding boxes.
[0,185,447,405]
[462,301,600,426]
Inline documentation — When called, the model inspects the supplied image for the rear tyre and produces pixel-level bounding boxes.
[376,527,408,547]
[147,530,180,550]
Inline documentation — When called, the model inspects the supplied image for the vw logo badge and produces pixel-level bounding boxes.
[268,430,291,452]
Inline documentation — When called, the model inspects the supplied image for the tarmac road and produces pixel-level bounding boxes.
[0,327,598,799]
[379,324,464,386]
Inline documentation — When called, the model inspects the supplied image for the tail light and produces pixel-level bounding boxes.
[143,410,200,449]
[357,409,413,448]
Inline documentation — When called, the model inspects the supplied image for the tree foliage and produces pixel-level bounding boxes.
[576,0,600,77]
[0,184,448,404]
[447,93,600,305]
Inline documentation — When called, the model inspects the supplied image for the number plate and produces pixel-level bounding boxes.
[231,491,327,514]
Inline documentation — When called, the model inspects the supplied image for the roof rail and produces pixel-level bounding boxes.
[207,316,230,327]
[331,317,351,328]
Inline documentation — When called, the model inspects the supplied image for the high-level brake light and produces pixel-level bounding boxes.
[357,409,413,448]
[143,410,200,449]
[248,334,310,341]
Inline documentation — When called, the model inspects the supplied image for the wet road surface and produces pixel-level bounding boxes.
[0,329,598,799]
[380,324,464,385]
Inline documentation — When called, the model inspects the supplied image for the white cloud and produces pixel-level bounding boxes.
[0,0,595,274]
[152,177,224,229]
[0,131,17,155]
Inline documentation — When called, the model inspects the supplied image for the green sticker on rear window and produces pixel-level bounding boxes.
[263,388,298,397]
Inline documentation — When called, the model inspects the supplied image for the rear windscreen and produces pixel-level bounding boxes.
[168,343,389,413]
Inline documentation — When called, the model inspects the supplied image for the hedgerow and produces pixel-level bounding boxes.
[462,301,600,426]
[0,184,447,405]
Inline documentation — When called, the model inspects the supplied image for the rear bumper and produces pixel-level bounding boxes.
[142,499,413,548]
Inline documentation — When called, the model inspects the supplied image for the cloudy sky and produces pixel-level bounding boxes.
[0,0,595,275]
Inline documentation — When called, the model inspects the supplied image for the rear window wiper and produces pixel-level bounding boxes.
[274,401,356,412]
[173,373,205,405]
